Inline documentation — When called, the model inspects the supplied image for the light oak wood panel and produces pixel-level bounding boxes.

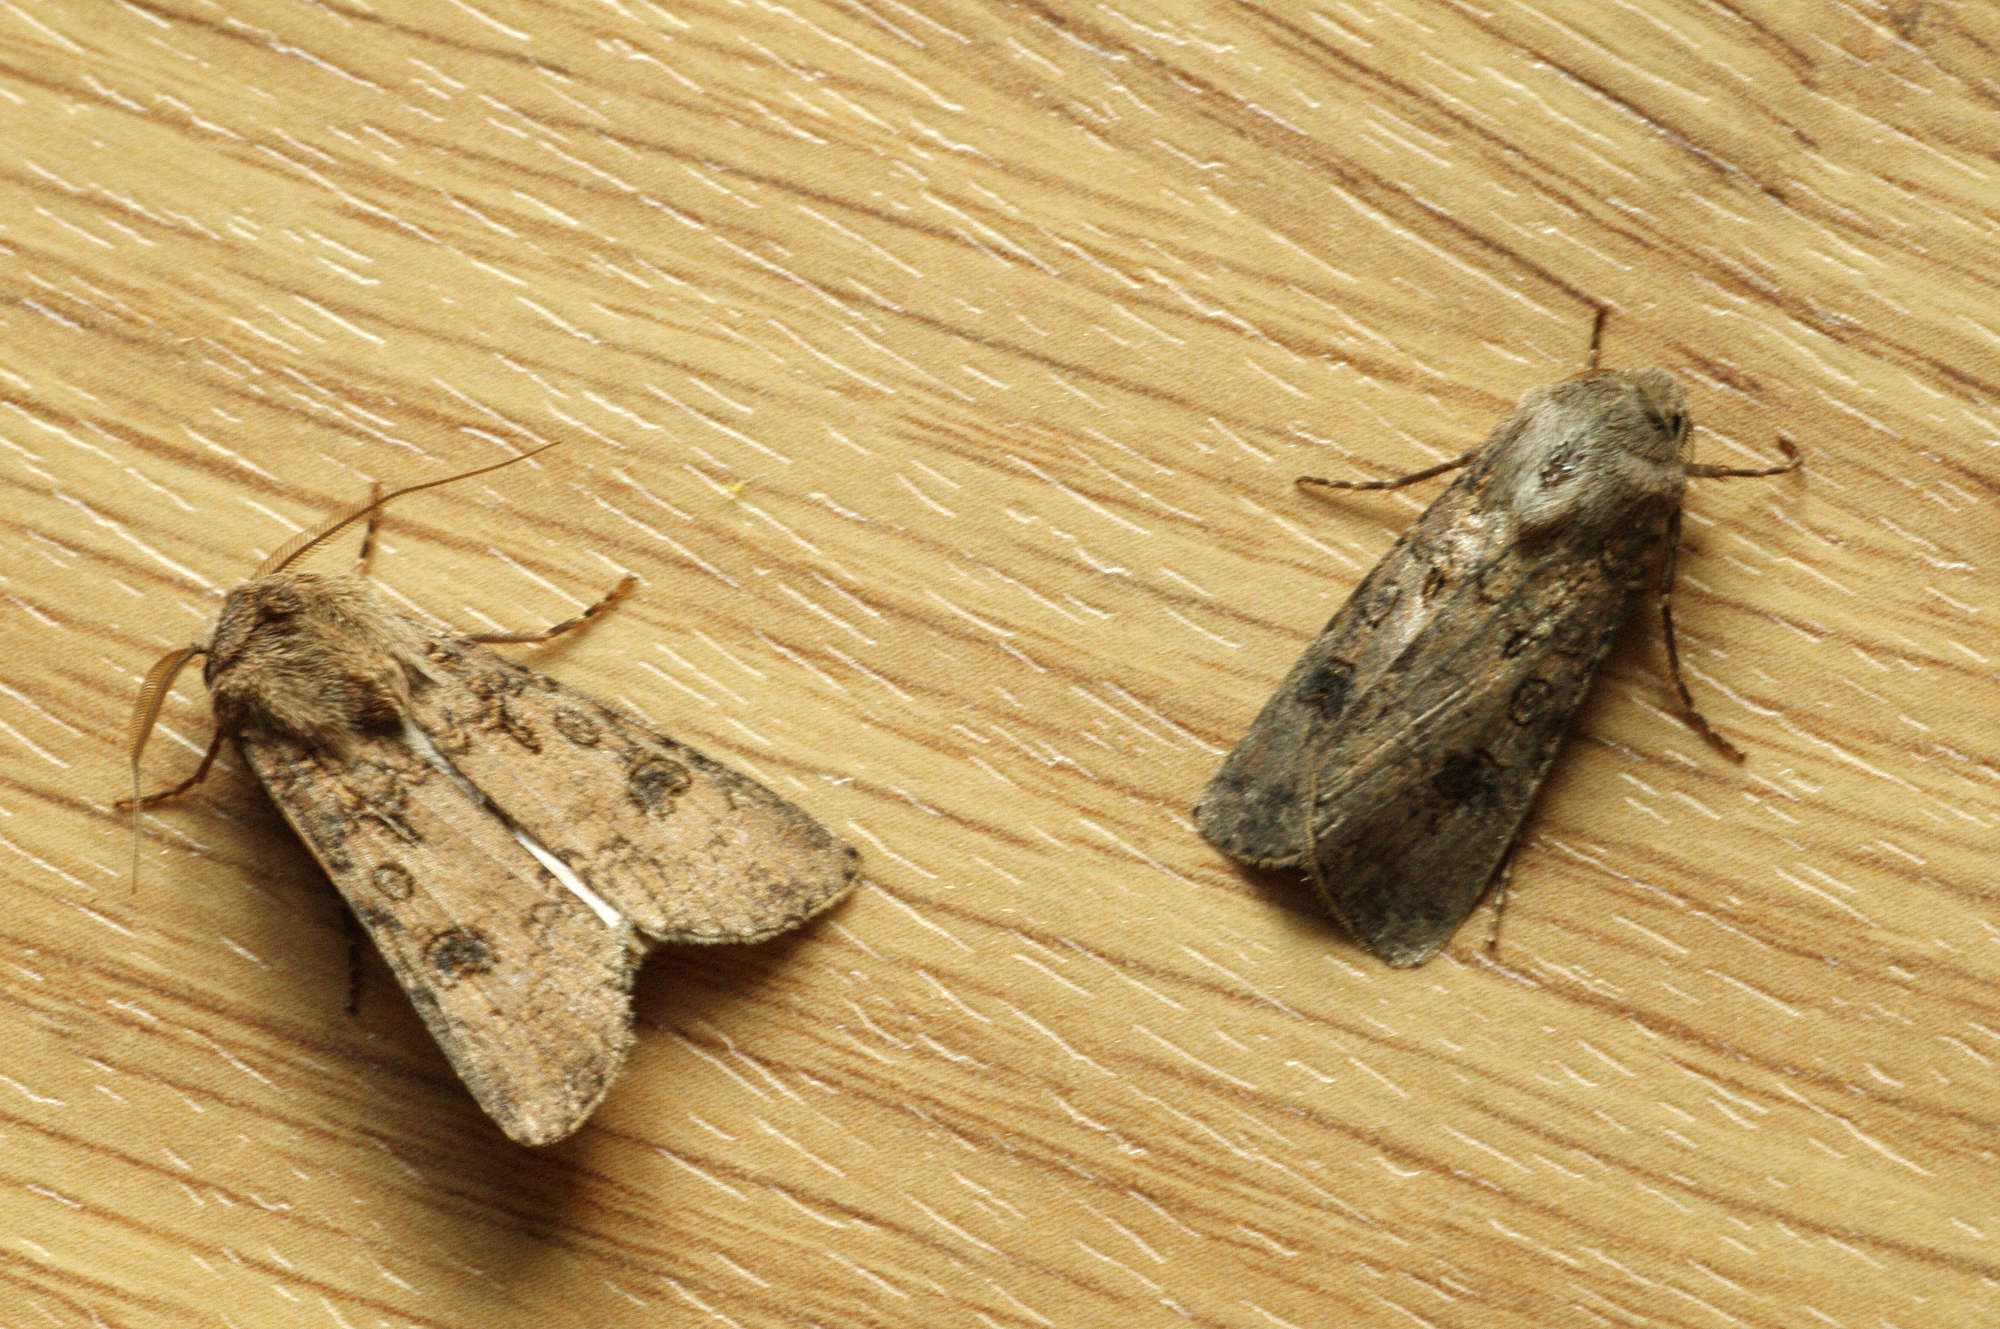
[2,2,1994,1326]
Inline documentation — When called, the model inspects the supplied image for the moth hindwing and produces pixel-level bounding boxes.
[1192,369,1798,967]
[131,451,860,1144]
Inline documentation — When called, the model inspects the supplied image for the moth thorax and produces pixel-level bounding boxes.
[204,572,421,747]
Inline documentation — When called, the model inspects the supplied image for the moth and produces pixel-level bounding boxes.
[129,445,859,1144]
[1193,366,1799,966]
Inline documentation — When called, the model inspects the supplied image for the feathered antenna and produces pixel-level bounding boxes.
[126,644,210,890]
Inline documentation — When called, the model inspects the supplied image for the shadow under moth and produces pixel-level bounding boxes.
[129,445,859,1144]
[1193,366,1799,967]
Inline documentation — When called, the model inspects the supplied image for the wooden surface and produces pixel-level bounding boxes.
[3,2,1995,1325]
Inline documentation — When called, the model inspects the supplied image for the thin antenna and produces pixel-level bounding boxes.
[256,439,566,577]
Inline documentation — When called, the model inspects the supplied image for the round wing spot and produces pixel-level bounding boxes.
[554,705,601,746]
[1551,614,1597,656]
[370,862,416,901]
[525,899,577,943]
[1510,678,1556,726]
[426,927,497,986]
[628,757,692,812]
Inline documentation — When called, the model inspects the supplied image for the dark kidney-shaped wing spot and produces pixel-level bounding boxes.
[370,862,416,901]
[425,927,498,986]
[553,705,601,746]
[497,699,541,753]
[1510,678,1556,726]
[1296,658,1353,717]
[1421,566,1448,600]
[1430,751,1493,804]
[628,757,692,812]
[1471,566,1505,605]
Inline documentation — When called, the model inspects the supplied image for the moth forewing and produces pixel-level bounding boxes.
[239,718,643,1146]
[130,455,860,1144]
[404,626,860,947]
[1194,369,1797,967]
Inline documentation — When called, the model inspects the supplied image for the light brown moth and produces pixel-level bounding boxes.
[1194,354,1799,967]
[129,445,859,1145]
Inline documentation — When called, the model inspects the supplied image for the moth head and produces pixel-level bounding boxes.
[126,438,570,888]
[1535,369,1688,464]
[166,439,571,745]
[1499,369,1691,532]
[202,575,322,685]
[1626,369,1691,462]
[1545,368,1690,466]
[202,573,421,745]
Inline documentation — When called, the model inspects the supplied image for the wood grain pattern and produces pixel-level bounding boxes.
[3,1,1994,1325]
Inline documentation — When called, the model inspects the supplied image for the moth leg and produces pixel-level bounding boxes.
[1482,839,1525,956]
[342,906,368,1015]
[1657,506,1748,763]
[121,728,227,809]
[1686,437,1801,480]
[1297,447,1479,493]
[354,481,386,579]
[464,575,639,645]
